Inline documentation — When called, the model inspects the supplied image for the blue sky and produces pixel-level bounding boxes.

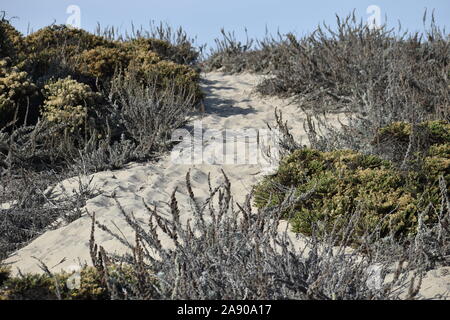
[2,0,449,48]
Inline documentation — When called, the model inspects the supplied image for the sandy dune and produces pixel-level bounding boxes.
[3,72,449,299]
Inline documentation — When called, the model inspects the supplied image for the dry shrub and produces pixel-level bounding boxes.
[205,12,449,125]
[103,70,196,157]
[0,167,98,261]
[203,29,291,74]
[83,171,450,300]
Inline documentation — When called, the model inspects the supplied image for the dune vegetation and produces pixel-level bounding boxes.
[0,12,449,299]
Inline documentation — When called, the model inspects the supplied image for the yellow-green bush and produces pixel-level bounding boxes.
[373,120,450,169]
[0,265,10,288]
[73,46,132,82]
[127,59,202,102]
[254,147,449,241]
[424,143,450,181]
[0,264,158,300]
[125,38,198,65]
[22,25,114,81]
[0,266,108,300]
[0,19,24,62]
[127,49,161,76]
[41,76,102,131]
[376,120,450,147]
[24,25,113,58]
[0,59,39,129]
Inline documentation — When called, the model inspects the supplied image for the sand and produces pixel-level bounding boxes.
[3,72,449,299]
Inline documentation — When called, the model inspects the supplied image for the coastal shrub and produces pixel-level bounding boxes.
[0,263,152,300]
[203,29,288,73]
[126,49,161,78]
[127,60,202,102]
[372,120,450,168]
[73,46,132,83]
[0,167,98,260]
[262,14,449,121]
[0,19,24,62]
[0,59,39,129]
[205,13,449,124]
[375,120,450,148]
[24,25,112,54]
[41,76,103,132]
[253,148,449,241]
[22,25,114,82]
[104,68,196,159]
[0,266,108,300]
[124,37,198,66]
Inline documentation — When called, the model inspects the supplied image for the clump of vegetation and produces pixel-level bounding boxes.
[73,46,132,83]
[0,59,39,130]
[22,25,114,82]
[373,120,450,167]
[24,25,112,55]
[0,18,24,63]
[0,256,157,300]
[41,76,103,131]
[127,59,202,102]
[0,265,109,300]
[203,29,289,73]
[0,167,98,261]
[125,37,198,66]
[253,147,448,241]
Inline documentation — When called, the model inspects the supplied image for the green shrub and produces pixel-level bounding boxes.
[73,46,132,82]
[127,59,202,102]
[0,19,24,62]
[0,59,39,129]
[0,265,10,288]
[126,48,161,75]
[124,37,198,65]
[376,121,450,146]
[41,76,102,131]
[373,120,450,166]
[22,25,114,82]
[0,264,157,300]
[0,266,108,300]
[254,148,449,241]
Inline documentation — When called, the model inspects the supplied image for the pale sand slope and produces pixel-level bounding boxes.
[4,72,450,299]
